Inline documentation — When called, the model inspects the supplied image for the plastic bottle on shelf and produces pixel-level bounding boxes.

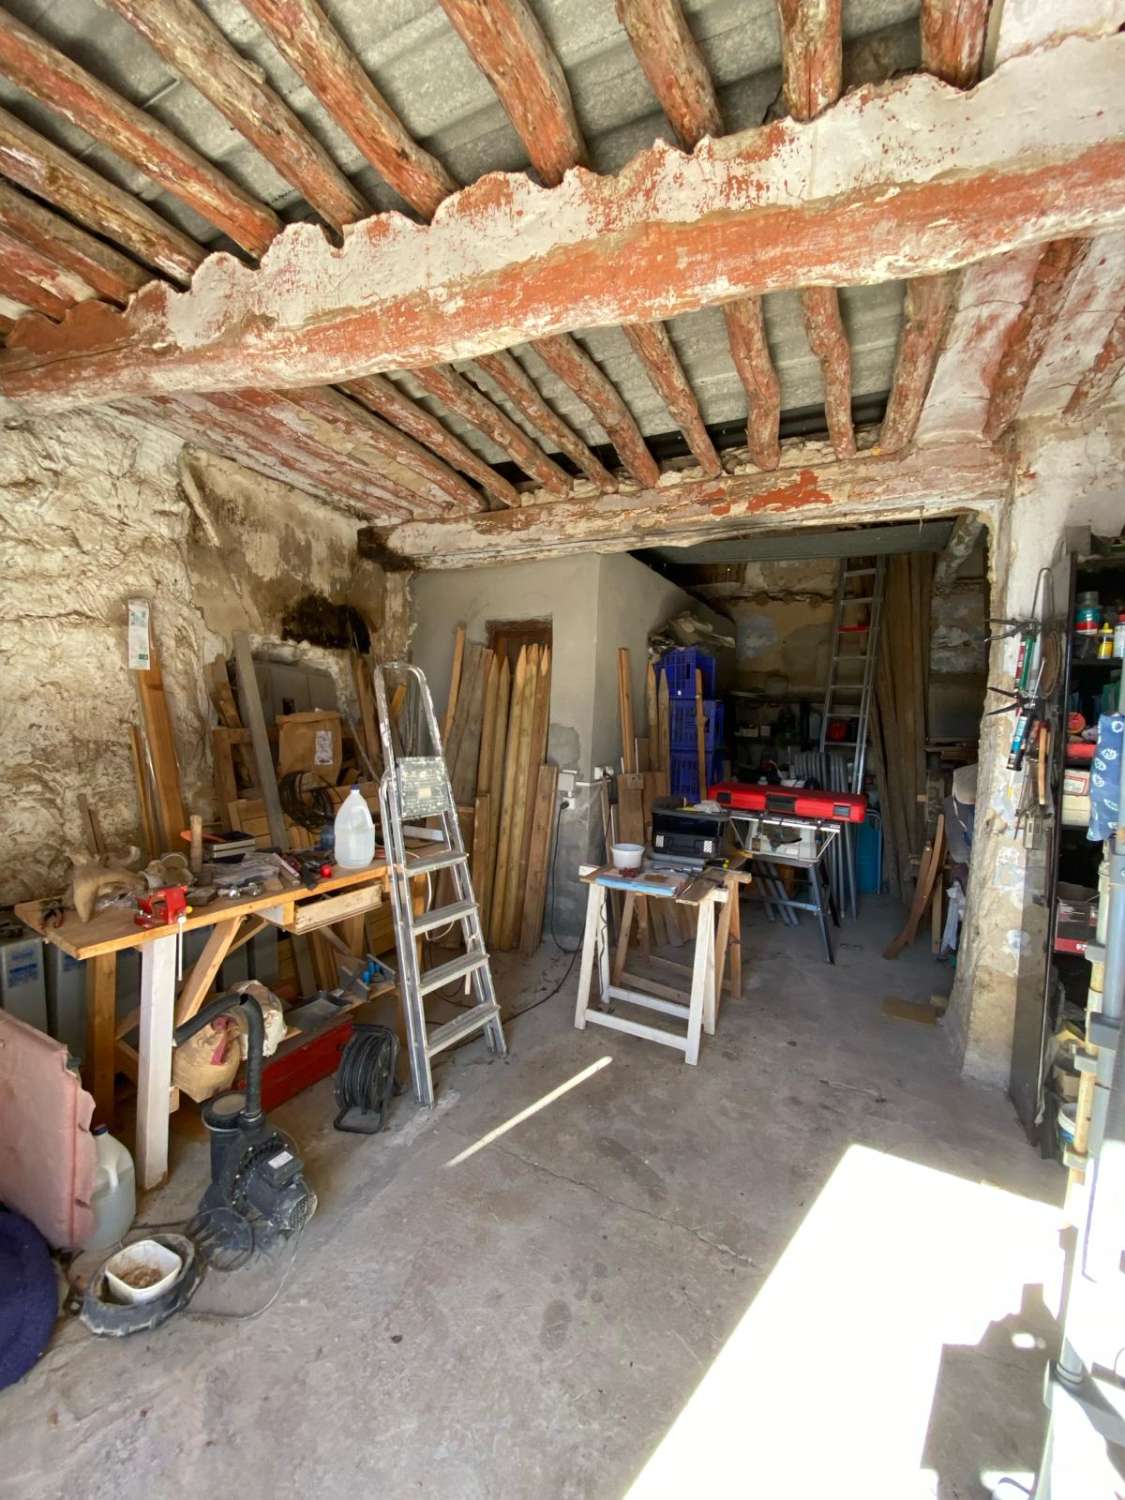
[83,1125,136,1251]
[1097,621,1115,659]
[333,787,376,868]
[1114,611,1125,660]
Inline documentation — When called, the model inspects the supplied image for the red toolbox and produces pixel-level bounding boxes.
[710,781,868,823]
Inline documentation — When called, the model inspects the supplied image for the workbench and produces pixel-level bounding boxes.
[16,860,389,1189]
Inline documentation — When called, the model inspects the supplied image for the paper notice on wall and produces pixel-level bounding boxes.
[314,729,334,766]
[127,599,151,671]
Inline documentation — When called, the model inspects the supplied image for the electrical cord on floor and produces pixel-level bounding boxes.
[504,796,579,1018]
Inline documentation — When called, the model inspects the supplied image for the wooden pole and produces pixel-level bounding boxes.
[618,647,636,773]
[694,667,708,801]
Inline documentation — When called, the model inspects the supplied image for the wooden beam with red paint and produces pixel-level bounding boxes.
[1066,302,1125,420]
[722,299,781,470]
[921,0,990,88]
[880,275,956,453]
[0,10,279,257]
[4,37,1125,410]
[344,375,516,508]
[0,104,203,284]
[411,364,570,495]
[0,180,148,306]
[800,286,855,457]
[624,322,720,476]
[102,0,366,233]
[241,0,455,220]
[373,440,1009,568]
[776,0,842,119]
[437,0,586,187]
[0,257,70,321]
[471,351,614,489]
[533,334,660,488]
[615,0,721,148]
[0,227,96,307]
[985,239,1092,440]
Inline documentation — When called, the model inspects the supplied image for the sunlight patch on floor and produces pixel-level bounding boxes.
[445,1056,613,1166]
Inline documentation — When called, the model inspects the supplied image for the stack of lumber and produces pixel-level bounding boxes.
[871,554,932,903]
[438,629,558,957]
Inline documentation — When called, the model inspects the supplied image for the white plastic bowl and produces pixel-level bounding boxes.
[104,1239,183,1304]
[611,842,645,872]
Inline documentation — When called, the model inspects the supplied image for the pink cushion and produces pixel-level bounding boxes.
[0,1011,95,1249]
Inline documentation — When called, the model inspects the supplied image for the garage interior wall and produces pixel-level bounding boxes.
[0,409,393,906]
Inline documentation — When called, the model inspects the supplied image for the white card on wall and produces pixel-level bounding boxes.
[128,599,151,671]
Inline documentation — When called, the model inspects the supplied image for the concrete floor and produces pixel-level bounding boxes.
[2,898,1066,1500]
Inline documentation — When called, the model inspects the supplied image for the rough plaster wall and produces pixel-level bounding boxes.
[948,407,1125,1090]
[0,412,384,906]
[729,560,838,691]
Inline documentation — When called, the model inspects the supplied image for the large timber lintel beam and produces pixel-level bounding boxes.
[2,34,1124,413]
[367,440,1009,569]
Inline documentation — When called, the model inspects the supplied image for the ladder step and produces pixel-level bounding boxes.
[407,845,468,875]
[418,949,488,996]
[426,1002,502,1058]
[411,898,478,935]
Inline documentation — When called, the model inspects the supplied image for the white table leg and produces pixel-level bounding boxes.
[574,882,604,1031]
[595,885,610,1005]
[136,933,177,1191]
[684,902,711,1065]
[701,896,718,1037]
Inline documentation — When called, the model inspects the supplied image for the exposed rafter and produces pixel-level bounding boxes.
[370,441,1009,568]
[880,276,956,454]
[0,181,148,306]
[801,286,855,457]
[4,37,1124,410]
[438,0,586,187]
[0,228,93,305]
[533,334,660,488]
[344,375,516,508]
[0,258,69,321]
[722,300,781,470]
[1066,302,1125,419]
[985,239,1091,440]
[240,0,456,220]
[102,0,366,233]
[0,104,203,284]
[921,0,990,89]
[623,322,721,476]
[411,364,570,495]
[614,0,721,148]
[470,351,614,490]
[0,10,279,256]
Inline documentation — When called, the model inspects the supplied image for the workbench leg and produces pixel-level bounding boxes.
[714,886,734,1016]
[700,900,718,1038]
[727,884,743,999]
[574,883,604,1031]
[136,934,177,1191]
[612,893,636,987]
[811,862,835,965]
[685,903,711,1065]
[85,952,117,1128]
[595,886,610,1004]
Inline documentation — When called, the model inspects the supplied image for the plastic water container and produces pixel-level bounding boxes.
[83,1126,136,1252]
[334,787,376,869]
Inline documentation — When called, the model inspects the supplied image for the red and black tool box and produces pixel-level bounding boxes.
[709,781,868,824]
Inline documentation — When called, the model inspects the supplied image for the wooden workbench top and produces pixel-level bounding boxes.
[15,858,390,960]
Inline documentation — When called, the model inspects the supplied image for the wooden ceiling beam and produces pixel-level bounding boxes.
[0,180,148,305]
[533,334,660,488]
[623,322,720,476]
[344,374,515,509]
[437,0,586,187]
[1065,301,1125,420]
[471,351,615,490]
[921,0,990,89]
[614,0,721,148]
[722,300,781,470]
[0,10,279,256]
[0,257,70,321]
[240,0,455,220]
[0,104,202,284]
[0,227,94,306]
[4,36,1124,410]
[372,441,1009,569]
[801,285,855,457]
[984,239,1092,440]
[102,0,366,233]
[411,364,570,495]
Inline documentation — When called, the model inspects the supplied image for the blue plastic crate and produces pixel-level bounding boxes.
[669,698,724,750]
[661,648,717,700]
[669,749,723,798]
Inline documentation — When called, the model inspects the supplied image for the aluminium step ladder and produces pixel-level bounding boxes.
[371,662,507,1108]
[817,556,887,918]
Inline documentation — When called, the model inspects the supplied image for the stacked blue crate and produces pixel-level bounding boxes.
[661,647,717,699]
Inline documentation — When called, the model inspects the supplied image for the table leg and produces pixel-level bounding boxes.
[810,861,835,965]
[574,883,604,1031]
[701,899,718,1038]
[714,884,734,1014]
[611,892,636,987]
[84,952,117,1127]
[136,934,177,1190]
[595,887,610,1005]
[685,902,712,1065]
[728,883,743,999]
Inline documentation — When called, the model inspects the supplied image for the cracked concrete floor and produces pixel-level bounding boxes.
[2,898,1065,1500]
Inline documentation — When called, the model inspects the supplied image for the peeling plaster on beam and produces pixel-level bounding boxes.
[4,35,1125,412]
[1019,228,1125,420]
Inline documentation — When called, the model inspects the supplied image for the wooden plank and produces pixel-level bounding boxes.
[78,792,106,856]
[694,666,708,801]
[519,763,559,955]
[657,669,670,774]
[645,661,658,748]
[641,769,668,945]
[103,0,366,233]
[472,350,614,490]
[351,649,382,775]
[618,647,636,774]
[533,334,660,487]
[134,623,185,852]
[624,321,721,476]
[212,726,239,811]
[232,630,287,851]
[476,651,501,797]
[0,9,278,257]
[483,654,511,935]
[136,933,177,1189]
[884,815,946,958]
[617,773,651,956]
[210,657,256,784]
[499,645,540,949]
[437,0,587,188]
[412,364,569,496]
[84,952,117,1127]
[512,646,552,926]
[129,722,159,859]
[175,917,241,1026]
[452,645,491,805]
[489,646,528,947]
[472,791,493,921]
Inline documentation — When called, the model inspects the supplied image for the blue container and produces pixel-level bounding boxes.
[669,698,724,751]
[669,749,723,798]
[661,648,717,700]
[856,816,882,895]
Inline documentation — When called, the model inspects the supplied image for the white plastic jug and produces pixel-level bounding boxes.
[334,787,376,869]
[83,1125,136,1251]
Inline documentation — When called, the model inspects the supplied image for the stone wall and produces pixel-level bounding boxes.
[0,409,387,906]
